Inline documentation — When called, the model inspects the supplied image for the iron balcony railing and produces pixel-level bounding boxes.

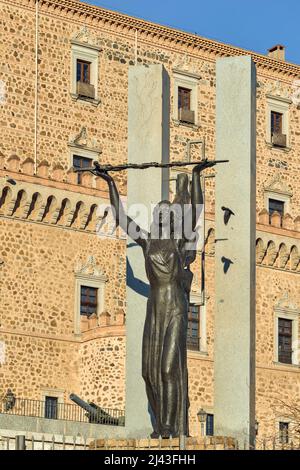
[0,397,125,426]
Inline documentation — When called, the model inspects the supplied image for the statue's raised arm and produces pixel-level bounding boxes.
[189,160,217,232]
[97,170,148,249]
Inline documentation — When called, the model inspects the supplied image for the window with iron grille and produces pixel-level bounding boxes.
[73,155,93,184]
[77,59,91,84]
[278,318,292,364]
[187,304,200,350]
[271,111,283,135]
[45,396,58,420]
[279,421,289,444]
[178,87,191,111]
[80,286,98,316]
[206,413,214,436]
[269,198,284,225]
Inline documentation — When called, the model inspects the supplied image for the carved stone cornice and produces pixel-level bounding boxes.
[33,0,300,77]
[264,174,293,197]
[274,292,300,316]
[69,127,102,154]
[4,0,300,77]
[74,255,107,281]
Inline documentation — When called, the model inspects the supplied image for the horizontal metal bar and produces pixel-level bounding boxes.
[74,159,229,173]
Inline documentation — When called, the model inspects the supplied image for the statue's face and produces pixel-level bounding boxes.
[152,201,174,237]
[176,173,189,193]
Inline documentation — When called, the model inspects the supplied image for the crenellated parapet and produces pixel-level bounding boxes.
[256,235,300,272]
[0,175,107,233]
[0,153,109,193]
[257,208,300,232]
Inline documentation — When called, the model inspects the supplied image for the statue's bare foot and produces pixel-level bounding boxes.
[150,431,160,439]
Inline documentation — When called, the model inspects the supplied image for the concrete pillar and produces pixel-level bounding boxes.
[214,56,256,448]
[125,65,170,437]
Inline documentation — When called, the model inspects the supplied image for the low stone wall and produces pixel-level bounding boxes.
[90,436,237,450]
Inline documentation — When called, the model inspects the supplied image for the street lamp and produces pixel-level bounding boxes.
[197,408,207,437]
[4,389,16,412]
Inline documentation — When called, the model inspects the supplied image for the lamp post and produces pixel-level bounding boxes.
[4,388,16,412]
[197,408,207,437]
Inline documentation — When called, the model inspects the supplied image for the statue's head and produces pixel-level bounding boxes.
[176,173,189,194]
[151,200,174,238]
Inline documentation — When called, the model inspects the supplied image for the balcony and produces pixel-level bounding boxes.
[0,397,125,438]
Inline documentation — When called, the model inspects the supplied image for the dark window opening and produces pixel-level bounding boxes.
[279,421,289,444]
[269,199,284,225]
[187,304,200,350]
[271,111,283,135]
[77,59,91,84]
[80,286,98,317]
[206,413,214,436]
[178,87,191,111]
[45,396,58,420]
[73,155,93,184]
[278,318,292,364]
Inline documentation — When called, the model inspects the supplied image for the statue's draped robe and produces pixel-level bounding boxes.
[142,237,189,437]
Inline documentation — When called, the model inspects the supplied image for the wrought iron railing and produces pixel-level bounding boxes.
[0,398,125,426]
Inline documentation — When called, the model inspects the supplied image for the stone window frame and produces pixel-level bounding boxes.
[266,95,291,149]
[263,175,293,216]
[190,292,207,354]
[265,192,291,219]
[74,272,106,336]
[70,41,101,106]
[40,388,64,420]
[277,418,291,444]
[69,147,99,187]
[172,69,200,127]
[274,304,300,366]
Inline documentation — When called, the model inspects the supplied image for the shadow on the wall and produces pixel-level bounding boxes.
[221,256,234,274]
[126,243,149,298]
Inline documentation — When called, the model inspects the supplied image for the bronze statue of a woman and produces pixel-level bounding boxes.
[98,160,214,438]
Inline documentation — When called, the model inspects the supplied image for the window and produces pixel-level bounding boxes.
[271,110,286,147]
[77,59,91,84]
[279,422,289,444]
[269,198,284,225]
[173,70,199,125]
[80,286,98,316]
[206,413,214,436]
[73,155,93,184]
[71,42,100,105]
[278,318,293,364]
[178,87,191,111]
[187,304,200,350]
[274,294,300,366]
[271,111,283,135]
[45,396,58,420]
[74,257,107,335]
[266,95,290,148]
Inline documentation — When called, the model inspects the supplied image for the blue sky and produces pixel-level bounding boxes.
[88,0,300,64]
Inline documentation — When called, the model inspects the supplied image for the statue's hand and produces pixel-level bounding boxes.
[97,170,113,183]
[193,160,216,174]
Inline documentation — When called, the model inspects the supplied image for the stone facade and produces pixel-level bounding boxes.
[0,0,300,444]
